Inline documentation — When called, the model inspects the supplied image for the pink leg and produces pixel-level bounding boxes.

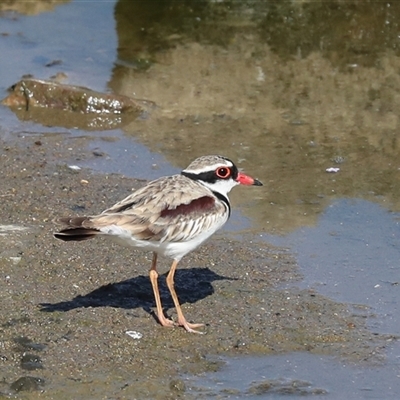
[166,259,204,334]
[149,252,174,327]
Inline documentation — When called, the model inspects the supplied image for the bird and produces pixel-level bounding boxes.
[54,155,262,333]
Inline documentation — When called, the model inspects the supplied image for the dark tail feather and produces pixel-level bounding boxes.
[54,228,100,242]
[54,216,100,242]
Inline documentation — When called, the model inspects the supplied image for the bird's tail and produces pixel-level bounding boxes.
[53,217,100,242]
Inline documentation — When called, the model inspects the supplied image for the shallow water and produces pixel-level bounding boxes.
[1,1,400,398]
[190,199,400,398]
[265,199,400,335]
[187,343,400,399]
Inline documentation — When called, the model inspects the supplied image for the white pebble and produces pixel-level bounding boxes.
[326,167,340,173]
[126,331,143,340]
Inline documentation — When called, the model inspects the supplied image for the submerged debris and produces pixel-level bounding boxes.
[247,379,327,396]
[21,354,44,371]
[10,376,45,393]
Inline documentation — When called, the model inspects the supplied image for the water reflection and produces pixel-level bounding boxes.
[114,1,400,68]
[109,1,400,234]
[260,2,400,68]
[2,1,400,234]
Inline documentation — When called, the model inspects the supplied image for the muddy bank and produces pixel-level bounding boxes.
[0,133,392,399]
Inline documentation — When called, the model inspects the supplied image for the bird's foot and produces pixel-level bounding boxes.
[156,311,205,333]
[156,313,175,328]
[178,319,205,334]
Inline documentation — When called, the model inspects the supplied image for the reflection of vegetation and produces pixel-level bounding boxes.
[112,0,400,232]
[260,2,400,67]
[114,0,237,66]
[0,0,69,15]
[115,0,400,68]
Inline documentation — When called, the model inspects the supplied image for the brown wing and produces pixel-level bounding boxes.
[102,174,212,214]
[56,174,228,243]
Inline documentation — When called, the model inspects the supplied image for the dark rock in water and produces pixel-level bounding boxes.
[1,78,155,130]
[10,376,45,392]
[2,78,150,114]
[169,379,186,392]
[13,336,46,352]
[21,353,44,371]
[247,379,328,396]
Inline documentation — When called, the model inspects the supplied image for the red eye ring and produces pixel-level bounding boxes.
[216,167,231,179]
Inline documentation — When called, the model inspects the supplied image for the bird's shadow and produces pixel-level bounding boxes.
[40,267,234,319]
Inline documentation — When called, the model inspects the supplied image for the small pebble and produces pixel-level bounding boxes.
[326,167,340,173]
[9,257,21,265]
[126,331,143,340]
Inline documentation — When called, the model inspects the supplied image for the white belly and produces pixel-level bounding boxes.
[99,216,226,261]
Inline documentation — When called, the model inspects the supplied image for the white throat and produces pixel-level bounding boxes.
[199,178,238,199]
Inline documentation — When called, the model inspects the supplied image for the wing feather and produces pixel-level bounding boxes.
[84,174,228,243]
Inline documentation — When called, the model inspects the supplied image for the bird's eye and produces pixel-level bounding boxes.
[216,167,231,179]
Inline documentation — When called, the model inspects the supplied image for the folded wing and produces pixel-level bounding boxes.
[54,175,228,243]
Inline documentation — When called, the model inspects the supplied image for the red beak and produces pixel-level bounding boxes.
[236,172,263,186]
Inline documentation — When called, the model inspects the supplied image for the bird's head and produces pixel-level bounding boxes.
[181,155,262,198]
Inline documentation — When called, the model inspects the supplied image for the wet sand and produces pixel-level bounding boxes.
[0,134,391,399]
